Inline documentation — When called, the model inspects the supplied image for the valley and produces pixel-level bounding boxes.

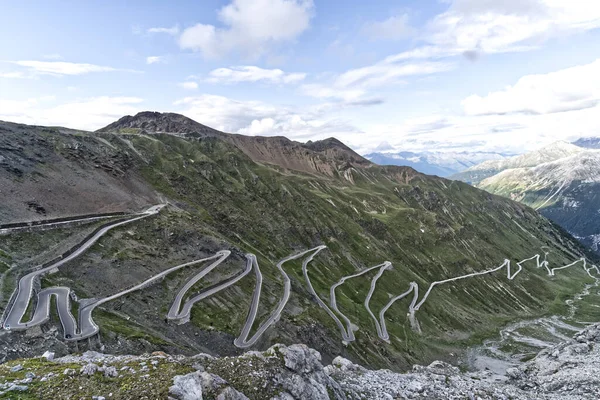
[1,114,597,373]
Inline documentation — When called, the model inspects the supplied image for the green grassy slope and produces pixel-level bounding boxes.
[0,121,596,370]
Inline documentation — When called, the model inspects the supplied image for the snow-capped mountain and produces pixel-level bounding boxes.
[453,141,600,252]
[573,137,600,149]
[365,150,508,177]
[450,141,583,184]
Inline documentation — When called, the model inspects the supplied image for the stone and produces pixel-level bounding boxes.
[7,384,29,392]
[41,351,55,361]
[216,386,250,400]
[10,364,23,372]
[81,363,99,376]
[104,366,118,378]
[169,372,203,400]
[199,372,228,393]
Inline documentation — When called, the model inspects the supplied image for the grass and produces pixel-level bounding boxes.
[95,309,170,346]
[0,356,194,400]
[3,126,595,372]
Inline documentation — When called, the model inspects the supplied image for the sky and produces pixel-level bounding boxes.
[1,0,600,156]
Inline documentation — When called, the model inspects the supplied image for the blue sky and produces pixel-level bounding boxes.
[1,0,600,155]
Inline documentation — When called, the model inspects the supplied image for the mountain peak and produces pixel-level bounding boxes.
[96,111,224,137]
[303,137,371,166]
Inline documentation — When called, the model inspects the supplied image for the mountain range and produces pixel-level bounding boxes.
[0,113,595,372]
[364,150,509,177]
[452,140,600,251]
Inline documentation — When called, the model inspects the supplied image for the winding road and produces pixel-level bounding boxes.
[300,250,600,343]
[2,205,165,339]
[3,206,599,347]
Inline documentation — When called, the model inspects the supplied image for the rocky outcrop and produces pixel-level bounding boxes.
[506,324,600,398]
[3,325,600,399]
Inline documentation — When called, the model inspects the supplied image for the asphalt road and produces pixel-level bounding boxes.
[4,205,600,346]
[2,205,165,339]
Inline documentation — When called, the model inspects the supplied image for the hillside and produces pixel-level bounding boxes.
[0,114,596,372]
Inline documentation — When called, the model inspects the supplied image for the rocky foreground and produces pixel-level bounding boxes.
[1,324,600,399]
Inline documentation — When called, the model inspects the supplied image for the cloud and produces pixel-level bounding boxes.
[173,94,362,141]
[147,25,180,35]
[462,59,600,115]
[206,66,306,84]
[0,96,144,131]
[300,60,454,101]
[9,61,140,76]
[399,0,600,60]
[178,82,199,90]
[361,14,414,40]
[146,56,167,65]
[178,0,314,58]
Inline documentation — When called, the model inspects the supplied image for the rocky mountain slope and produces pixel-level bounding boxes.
[0,113,596,373]
[451,141,583,185]
[573,137,600,149]
[452,141,600,251]
[3,322,600,399]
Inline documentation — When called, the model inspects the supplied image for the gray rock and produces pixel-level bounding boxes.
[7,384,29,392]
[41,351,55,361]
[199,371,228,393]
[80,363,99,376]
[25,372,36,379]
[169,372,203,400]
[216,386,249,400]
[10,364,23,372]
[103,366,118,378]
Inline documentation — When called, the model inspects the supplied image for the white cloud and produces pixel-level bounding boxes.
[334,61,453,90]
[179,0,314,58]
[9,61,139,76]
[462,59,600,115]
[147,25,180,35]
[178,81,199,90]
[0,96,144,131]
[173,94,361,141]
[206,66,306,84]
[300,60,453,101]
[355,105,600,155]
[146,56,167,65]
[401,0,600,60]
[362,14,414,40]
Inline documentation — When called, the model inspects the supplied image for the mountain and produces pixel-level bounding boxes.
[452,141,600,251]
[0,113,595,373]
[365,150,508,177]
[573,136,600,149]
[451,141,583,184]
